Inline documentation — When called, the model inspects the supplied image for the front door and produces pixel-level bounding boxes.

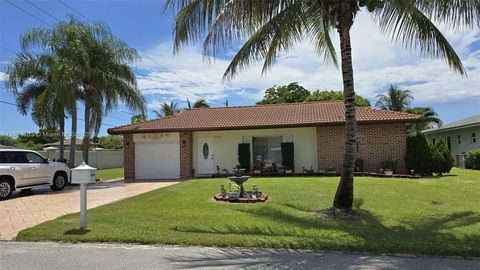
[197,138,215,175]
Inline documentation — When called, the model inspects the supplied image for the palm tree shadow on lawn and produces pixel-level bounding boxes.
[174,199,480,257]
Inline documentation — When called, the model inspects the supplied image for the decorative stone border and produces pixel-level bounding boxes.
[213,193,268,203]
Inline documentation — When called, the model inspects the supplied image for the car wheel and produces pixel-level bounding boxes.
[0,179,13,200]
[51,173,67,191]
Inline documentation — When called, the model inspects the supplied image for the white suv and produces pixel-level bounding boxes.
[0,149,70,200]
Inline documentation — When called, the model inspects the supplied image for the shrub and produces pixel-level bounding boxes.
[406,133,432,175]
[237,143,251,172]
[380,159,399,173]
[0,135,16,146]
[429,144,445,174]
[281,142,294,171]
[431,140,454,174]
[465,149,480,170]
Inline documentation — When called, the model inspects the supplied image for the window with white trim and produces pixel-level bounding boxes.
[472,133,477,143]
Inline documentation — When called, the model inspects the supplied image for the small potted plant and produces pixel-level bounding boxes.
[380,159,398,176]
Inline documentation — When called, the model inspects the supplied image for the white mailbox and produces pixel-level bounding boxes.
[71,162,97,184]
[70,162,97,229]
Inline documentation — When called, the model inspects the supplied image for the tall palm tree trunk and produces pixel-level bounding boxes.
[59,114,65,161]
[333,24,357,210]
[68,102,77,168]
[82,100,90,164]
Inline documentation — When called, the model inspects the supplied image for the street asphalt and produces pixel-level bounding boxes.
[0,241,479,270]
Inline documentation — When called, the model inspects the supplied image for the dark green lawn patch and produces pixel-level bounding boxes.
[17,168,480,257]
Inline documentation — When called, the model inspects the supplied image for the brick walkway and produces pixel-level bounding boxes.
[0,180,178,240]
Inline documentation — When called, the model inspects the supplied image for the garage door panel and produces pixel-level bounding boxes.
[135,142,180,179]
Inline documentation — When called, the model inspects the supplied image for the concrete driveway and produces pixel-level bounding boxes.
[0,180,178,240]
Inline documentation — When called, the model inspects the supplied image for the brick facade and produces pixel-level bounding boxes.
[123,134,135,182]
[317,123,407,173]
[179,131,193,179]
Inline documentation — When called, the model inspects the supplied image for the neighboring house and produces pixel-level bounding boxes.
[424,115,480,160]
[43,139,96,149]
[108,101,420,181]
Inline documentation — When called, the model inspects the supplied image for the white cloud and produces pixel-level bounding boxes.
[0,71,7,81]
[137,12,480,106]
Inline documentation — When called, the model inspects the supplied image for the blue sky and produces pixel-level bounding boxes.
[1,0,479,138]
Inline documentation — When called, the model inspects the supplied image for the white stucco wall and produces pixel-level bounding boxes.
[193,127,317,175]
[425,125,480,157]
[133,132,179,143]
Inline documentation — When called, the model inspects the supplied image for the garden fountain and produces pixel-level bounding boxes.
[213,163,268,203]
[228,163,250,197]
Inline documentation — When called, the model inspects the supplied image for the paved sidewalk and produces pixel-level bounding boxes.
[0,180,178,240]
[0,242,479,270]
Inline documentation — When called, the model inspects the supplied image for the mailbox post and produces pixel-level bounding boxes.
[71,162,97,229]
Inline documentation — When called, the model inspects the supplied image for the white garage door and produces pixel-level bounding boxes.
[135,141,180,179]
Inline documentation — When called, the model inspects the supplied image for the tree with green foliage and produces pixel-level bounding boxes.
[166,0,477,210]
[306,90,371,107]
[6,51,70,161]
[465,149,480,170]
[431,140,454,175]
[0,135,16,147]
[74,20,143,163]
[257,82,310,104]
[406,133,432,175]
[97,135,123,149]
[154,101,181,118]
[16,128,59,145]
[429,143,445,175]
[131,113,147,123]
[18,18,145,164]
[405,107,442,134]
[376,85,413,111]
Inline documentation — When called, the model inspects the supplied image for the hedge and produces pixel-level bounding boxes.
[281,142,294,171]
[237,143,251,172]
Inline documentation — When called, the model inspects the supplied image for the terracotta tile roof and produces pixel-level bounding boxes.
[108,101,421,134]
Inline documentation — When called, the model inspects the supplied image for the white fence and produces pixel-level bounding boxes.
[38,149,123,169]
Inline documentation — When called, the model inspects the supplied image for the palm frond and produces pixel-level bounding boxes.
[218,2,307,79]
[416,0,480,29]
[193,99,209,108]
[374,0,466,75]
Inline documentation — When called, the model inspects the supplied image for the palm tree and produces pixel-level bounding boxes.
[376,85,414,111]
[131,113,147,123]
[19,18,94,168]
[165,1,477,210]
[154,101,181,118]
[6,53,69,161]
[18,18,145,164]
[405,106,442,135]
[187,98,210,108]
[77,22,145,164]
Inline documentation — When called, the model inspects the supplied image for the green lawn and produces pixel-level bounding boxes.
[18,168,480,257]
[95,167,124,181]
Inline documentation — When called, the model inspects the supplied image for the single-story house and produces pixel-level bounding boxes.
[424,115,480,163]
[43,139,97,149]
[108,101,421,181]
